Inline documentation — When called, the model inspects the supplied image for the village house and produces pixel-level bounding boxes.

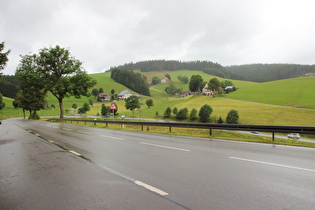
[98,93,110,101]
[161,77,171,83]
[225,86,234,91]
[202,82,216,96]
[118,90,132,100]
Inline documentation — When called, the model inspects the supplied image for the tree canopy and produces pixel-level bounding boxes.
[199,104,213,122]
[189,75,204,92]
[111,60,223,72]
[125,95,141,115]
[226,109,239,124]
[15,54,46,119]
[0,42,10,75]
[208,78,221,91]
[15,45,96,118]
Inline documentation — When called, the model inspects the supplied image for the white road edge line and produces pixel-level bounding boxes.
[62,128,72,131]
[140,142,190,152]
[230,156,315,173]
[135,181,168,196]
[100,135,124,141]
[69,150,81,156]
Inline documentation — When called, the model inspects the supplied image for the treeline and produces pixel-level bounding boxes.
[110,60,251,79]
[0,75,20,98]
[225,64,315,82]
[110,68,150,96]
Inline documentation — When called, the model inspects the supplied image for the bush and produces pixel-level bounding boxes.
[226,109,239,124]
[199,104,213,122]
[78,102,90,114]
[176,108,188,120]
[190,108,198,121]
[164,107,172,118]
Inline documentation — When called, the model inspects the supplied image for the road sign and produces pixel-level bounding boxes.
[110,103,117,110]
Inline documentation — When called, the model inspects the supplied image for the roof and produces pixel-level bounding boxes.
[161,77,171,82]
[118,90,131,96]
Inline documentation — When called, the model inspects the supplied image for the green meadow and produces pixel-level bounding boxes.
[1,71,315,127]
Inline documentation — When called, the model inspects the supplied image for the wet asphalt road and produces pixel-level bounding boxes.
[1,118,315,209]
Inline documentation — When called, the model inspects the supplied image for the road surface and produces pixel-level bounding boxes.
[1,118,315,209]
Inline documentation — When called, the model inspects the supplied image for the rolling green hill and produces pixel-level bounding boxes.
[1,71,315,126]
[226,76,315,109]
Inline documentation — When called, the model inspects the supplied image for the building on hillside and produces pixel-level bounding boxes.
[98,93,110,101]
[225,86,234,91]
[118,90,132,100]
[161,77,171,83]
[202,82,218,96]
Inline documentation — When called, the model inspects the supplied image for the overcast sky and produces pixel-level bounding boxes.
[1,0,315,75]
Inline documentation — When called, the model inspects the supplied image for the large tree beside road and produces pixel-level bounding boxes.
[15,45,96,118]
[0,42,10,76]
[15,54,46,119]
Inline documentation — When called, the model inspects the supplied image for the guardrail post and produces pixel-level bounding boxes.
[210,129,212,136]
[141,125,144,131]
[272,132,275,142]
[169,126,172,133]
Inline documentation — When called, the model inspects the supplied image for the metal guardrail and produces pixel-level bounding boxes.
[48,118,315,141]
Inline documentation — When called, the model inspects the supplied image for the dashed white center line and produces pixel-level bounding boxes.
[140,142,190,152]
[69,150,81,156]
[230,156,315,173]
[100,135,124,141]
[62,128,72,131]
[135,181,168,196]
[77,131,92,135]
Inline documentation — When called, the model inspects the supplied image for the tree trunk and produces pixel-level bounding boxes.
[58,98,64,119]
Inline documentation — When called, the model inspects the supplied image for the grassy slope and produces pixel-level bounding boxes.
[1,71,315,126]
[226,77,315,109]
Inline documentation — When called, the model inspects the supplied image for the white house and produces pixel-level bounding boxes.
[118,90,132,100]
[161,77,171,83]
[202,82,216,96]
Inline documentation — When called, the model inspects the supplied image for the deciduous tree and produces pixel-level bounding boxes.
[125,95,140,116]
[0,93,5,110]
[189,75,203,92]
[190,108,198,121]
[15,54,46,119]
[199,104,213,122]
[146,99,154,108]
[36,45,96,118]
[176,108,188,120]
[226,109,239,124]
[0,42,10,76]
[164,107,172,118]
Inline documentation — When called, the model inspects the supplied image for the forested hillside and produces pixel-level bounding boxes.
[110,68,150,96]
[110,60,315,82]
[225,64,315,82]
[0,75,20,98]
[110,60,236,78]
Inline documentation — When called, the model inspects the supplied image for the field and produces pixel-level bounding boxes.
[1,71,315,127]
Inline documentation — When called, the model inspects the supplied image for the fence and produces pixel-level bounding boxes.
[48,118,315,141]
